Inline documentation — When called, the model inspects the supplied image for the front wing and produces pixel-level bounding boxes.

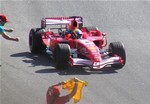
[68,55,123,70]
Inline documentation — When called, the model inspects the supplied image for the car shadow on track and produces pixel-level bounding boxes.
[10,51,54,67]
[35,67,91,75]
[35,66,119,75]
[10,52,119,75]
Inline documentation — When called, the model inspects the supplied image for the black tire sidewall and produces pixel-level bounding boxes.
[29,28,46,54]
[109,41,126,68]
[55,44,71,70]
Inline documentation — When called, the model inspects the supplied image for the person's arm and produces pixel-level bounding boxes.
[46,86,58,104]
[47,81,64,95]
[53,78,78,99]
[1,32,19,42]
[4,28,13,32]
[68,78,78,99]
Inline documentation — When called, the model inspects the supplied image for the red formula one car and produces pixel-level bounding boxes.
[29,16,126,70]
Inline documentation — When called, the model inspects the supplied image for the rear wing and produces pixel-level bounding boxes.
[41,16,83,29]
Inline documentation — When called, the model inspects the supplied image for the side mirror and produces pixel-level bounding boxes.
[102,33,107,36]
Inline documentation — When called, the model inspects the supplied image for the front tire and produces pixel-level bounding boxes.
[54,44,71,70]
[109,41,126,68]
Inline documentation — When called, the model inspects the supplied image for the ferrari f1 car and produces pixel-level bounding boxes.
[29,16,126,70]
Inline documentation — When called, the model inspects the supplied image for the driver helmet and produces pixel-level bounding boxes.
[73,29,82,39]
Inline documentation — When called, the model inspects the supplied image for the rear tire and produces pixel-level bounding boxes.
[85,26,98,32]
[54,44,71,70]
[29,28,46,54]
[109,41,126,68]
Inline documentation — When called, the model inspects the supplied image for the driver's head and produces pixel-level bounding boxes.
[69,19,78,30]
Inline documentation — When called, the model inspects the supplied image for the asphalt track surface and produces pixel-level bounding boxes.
[1,0,150,104]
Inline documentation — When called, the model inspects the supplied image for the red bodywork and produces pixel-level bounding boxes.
[41,28,108,69]
[38,16,123,69]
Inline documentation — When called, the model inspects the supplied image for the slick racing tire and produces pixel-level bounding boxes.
[29,28,46,54]
[109,41,126,68]
[85,26,98,32]
[54,44,71,70]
